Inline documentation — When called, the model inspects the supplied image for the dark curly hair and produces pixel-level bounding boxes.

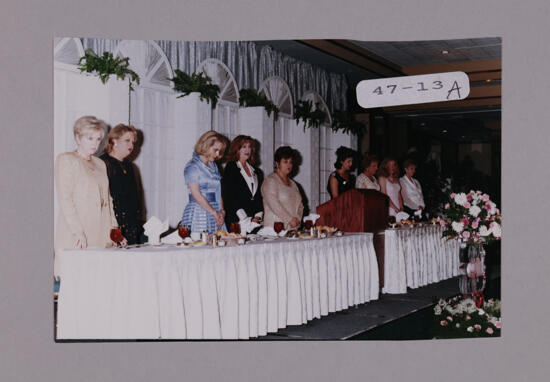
[334,146,356,170]
[274,145,295,164]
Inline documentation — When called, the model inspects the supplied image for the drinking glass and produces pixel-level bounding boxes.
[178,225,190,239]
[110,227,123,246]
[274,221,284,234]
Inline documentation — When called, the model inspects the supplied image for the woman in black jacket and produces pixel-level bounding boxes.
[222,135,263,227]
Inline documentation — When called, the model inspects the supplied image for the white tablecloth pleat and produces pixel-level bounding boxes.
[382,225,460,294]
[56,234,378,340]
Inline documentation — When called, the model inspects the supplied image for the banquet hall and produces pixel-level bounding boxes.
[53,37,501,340]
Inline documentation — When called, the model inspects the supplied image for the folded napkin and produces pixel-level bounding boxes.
[395,211,410,222]
[238,217,261,235]
[302,213,321,224]
[161,230,182,244]
[143,216,169,245]
[414,209,422,217]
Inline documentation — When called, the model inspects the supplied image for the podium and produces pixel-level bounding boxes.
[316,189,389,287]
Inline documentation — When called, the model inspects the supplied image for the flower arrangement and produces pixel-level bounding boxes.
[169,70,220,109]
[441,190,502,246]
[77,49,140,91]
[433,296,501,338]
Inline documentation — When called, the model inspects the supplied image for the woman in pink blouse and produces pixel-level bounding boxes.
[261,146,304,231]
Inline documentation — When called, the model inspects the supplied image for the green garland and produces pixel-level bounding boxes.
[293,100,326,130]
[169,69,220,109]
[331,110,366,136]
[238,88,280,121]
[77,49,140,91]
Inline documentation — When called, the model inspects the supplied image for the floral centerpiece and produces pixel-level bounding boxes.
[433,296,501,338]
[441,190,502,246]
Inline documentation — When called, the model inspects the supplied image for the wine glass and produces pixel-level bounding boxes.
[110,227,123,247]
[387,215,396,228]
[230,222,241,235]
[178,224,190,240]
[274,221,284,234]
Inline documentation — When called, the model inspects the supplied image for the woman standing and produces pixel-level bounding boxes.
[261,146,304,231]
[222,135,263,227]
[378,158,403,217]
[355,154,380,191]
[55,116,123,266]
[399,158,425,215]
[327,146,356,199]
[100,124,143,245]
[181,131,227,233]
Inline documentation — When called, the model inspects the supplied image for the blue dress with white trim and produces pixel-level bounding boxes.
[181,152,226,233]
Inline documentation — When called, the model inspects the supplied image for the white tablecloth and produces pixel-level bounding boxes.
[56,233,379,340]
[382,225,460,294]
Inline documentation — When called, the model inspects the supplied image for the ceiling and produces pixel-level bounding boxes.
[254,38,501,141]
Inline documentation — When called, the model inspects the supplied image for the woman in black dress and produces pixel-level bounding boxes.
[327,146,357,199]
[100,124,143,244]
[222,135,263,227]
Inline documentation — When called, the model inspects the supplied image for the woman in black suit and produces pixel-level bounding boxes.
[222,135,264,227]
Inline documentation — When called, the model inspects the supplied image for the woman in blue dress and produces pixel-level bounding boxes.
[181,131,227,233]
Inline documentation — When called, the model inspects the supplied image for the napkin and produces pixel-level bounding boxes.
[395,211,410,222]
[302,213,321,224]
[414,209,422,217]
[161,230,182,244]
[238,216,261,235]
[257,226,289,237]
[143,216,169,245]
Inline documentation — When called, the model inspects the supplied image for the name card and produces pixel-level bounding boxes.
[356,71,470,108]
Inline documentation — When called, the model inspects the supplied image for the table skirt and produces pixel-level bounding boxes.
[382,225,460,294]
[56,234,379,339]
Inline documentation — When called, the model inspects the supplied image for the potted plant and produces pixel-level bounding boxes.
[238,88,279,121]
[169,69,220,109]
[293,100,326,131]
[77,48,140,91]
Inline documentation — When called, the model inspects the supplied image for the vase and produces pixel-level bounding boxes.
[458,243,486,296]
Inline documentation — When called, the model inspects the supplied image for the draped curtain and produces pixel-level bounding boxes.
[81,39,348,112]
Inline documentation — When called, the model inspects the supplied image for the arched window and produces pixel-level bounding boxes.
[301,90,332,126]
[259,76,293,117]
[197,58,239,105]
[113,40,173,88]
[54,37,85,66]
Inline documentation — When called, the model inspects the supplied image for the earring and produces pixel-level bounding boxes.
[114,143,118,147]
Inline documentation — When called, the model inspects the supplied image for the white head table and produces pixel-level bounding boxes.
[56,233,379,340]
[382,225,460,294]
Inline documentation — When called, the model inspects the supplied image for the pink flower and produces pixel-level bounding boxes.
[446,316,453,322]
[465,316,471,321]
[462,231,471,239]
[439,220,447,227]
[495,321,501,329]
[467,194,473,201]
[486,327,494,335]
[450,193,456,199]
[471,220,479,229]
[474,324,481,331]
[464,202,471,209]
[445,203,450,209]
[485,203,492,211]
[482,194,490,202]
[461,217,470,225]
[440,320,448,326]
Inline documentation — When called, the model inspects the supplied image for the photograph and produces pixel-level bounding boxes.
[53,37,501,341]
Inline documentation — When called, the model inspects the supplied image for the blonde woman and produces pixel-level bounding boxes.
[55,116,123,255]
[181,131,227,233]
[378,157,403,217]
[100,124,143,244]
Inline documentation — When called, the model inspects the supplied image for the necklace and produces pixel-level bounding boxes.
[75,150,92,161]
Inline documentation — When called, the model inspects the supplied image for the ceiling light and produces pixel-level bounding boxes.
[442,129,447,133]
[441,50,449,54]
[486,79,492,82]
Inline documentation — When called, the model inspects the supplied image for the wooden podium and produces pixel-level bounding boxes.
[316,189,389,287]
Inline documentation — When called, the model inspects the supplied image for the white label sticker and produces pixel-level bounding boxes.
[356,71,470,108]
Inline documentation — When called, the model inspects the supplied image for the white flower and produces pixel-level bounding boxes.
[469,205,481,217]
[478,309,485,316]
[451,221,464,233]
[490,222,501,238]
[488,202,497,215]
[479,225,490,237]
[454,193,468,206]
[467,326,474,333]
[434,306,442,315]
[456,323,461,328]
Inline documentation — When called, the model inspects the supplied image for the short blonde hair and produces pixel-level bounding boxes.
[73,116,106,139]
[104,124,137,154]
[194,131,227,156]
